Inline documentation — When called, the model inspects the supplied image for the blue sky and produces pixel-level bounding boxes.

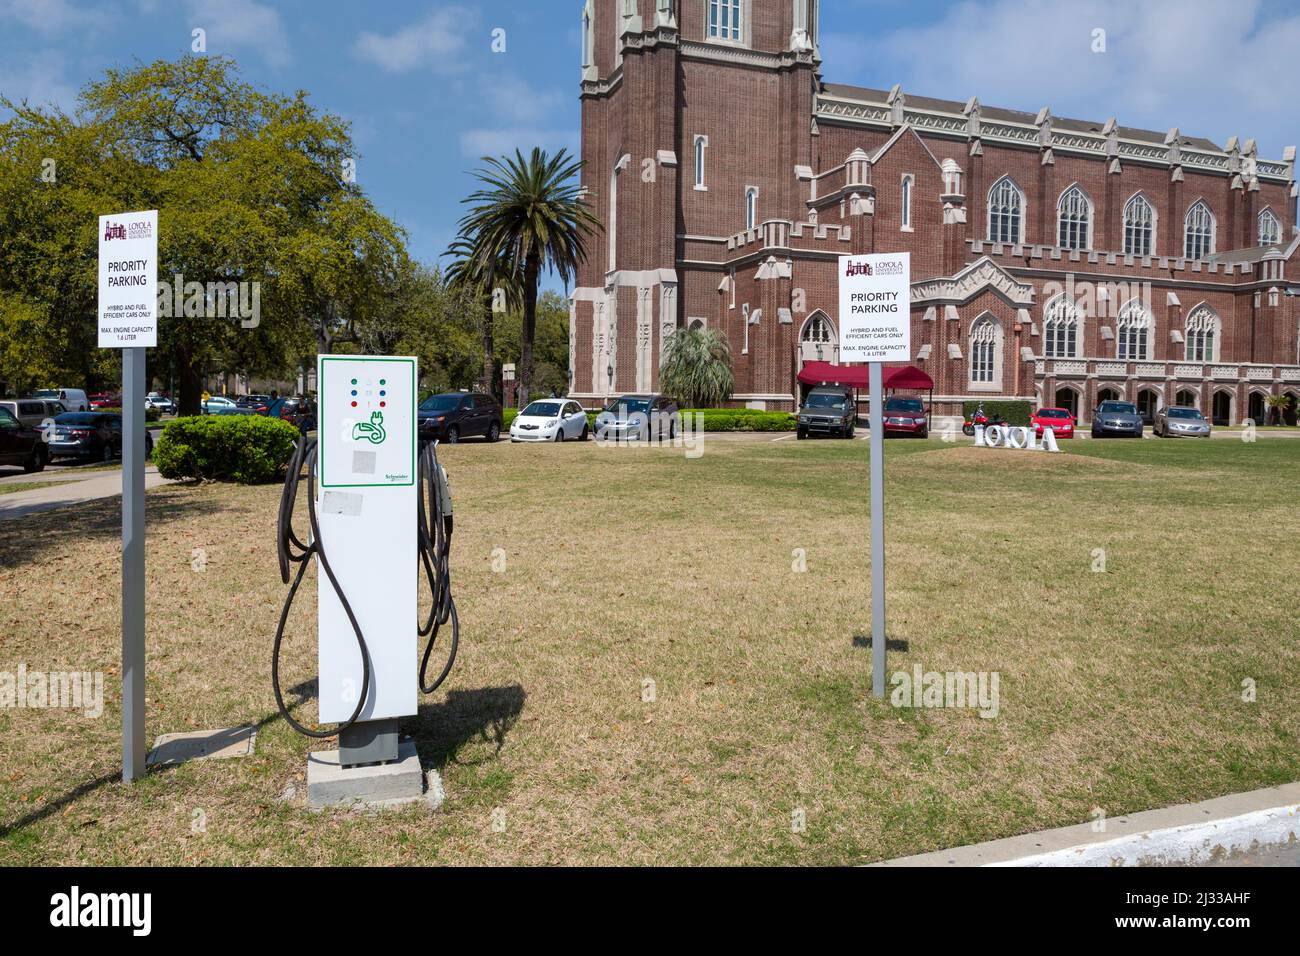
[3,0,1298,289]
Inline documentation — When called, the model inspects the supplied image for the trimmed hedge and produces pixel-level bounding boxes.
[503,408,518,427]
[100,405,162,422]
[961,400,1033,427]
[678,408,796,431]
[153,414,301,483]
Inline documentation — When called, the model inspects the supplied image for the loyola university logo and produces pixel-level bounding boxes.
[845,257,906,278]
[844,259,873,277]
[104,219,153,241]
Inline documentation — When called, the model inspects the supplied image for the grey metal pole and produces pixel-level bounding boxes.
[869,361,886,697]
[122,346,146,781]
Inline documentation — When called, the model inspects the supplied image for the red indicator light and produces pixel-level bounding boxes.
[351,401,357,407]
[379,401,386,408]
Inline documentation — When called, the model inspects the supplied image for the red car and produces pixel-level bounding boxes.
[882,396,929,437]
[88,392,120,409]
[1031,407,1075,438]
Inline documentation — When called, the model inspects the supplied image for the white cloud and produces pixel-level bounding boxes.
[458,126,577,160]
[354,7,474,73]
[826,0,1300,156]
[184,0,291,68]
[0,0,111,34]
[0,49,78,109]
[483,76,566,125]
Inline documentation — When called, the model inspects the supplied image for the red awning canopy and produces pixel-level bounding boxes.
[883,365,934,390]
[797,362,933,391]
[796,361,870,388]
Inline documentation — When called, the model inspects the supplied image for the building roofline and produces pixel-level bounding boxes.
[817,82,1296,185]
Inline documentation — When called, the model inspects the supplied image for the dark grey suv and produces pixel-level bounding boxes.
[418,392,502,443]
[1091,400,1144,438]
[797,386,855,439]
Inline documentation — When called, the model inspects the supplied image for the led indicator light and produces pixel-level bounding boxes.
[350,401,357,408]
[380,401,386,408]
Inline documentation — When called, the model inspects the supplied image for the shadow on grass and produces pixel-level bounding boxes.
[0,487,223,572]
[404,684,526,770]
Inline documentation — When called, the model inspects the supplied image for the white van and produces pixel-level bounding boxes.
[0,399,56,429]
[33,388,89,412]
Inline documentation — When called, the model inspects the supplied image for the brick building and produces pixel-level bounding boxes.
[571,0,1300,425]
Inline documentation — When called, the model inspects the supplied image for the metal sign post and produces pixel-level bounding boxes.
[868,360,886,696]
[121,347,147,781]
[98,209,158,781]
[838,252,911,697]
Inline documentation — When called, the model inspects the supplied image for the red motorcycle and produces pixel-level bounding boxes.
[961,403,1009,437]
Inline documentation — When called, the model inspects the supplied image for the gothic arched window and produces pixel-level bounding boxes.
[1185,306,1219,362]
[987,176,1023,244]
[969,316,998,384]
[1116,299,1151,361]
[1123,193,1155,257]
[801,313,832,343]
[1184,200,1215,260]
[1043,296,1080,358]
[1258,208,1281,246]
[1057,185,1092,250]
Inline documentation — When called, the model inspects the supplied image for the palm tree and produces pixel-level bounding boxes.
[659,327,734,409]
[443,237,520,401]
[1265,393,1293,427]
[457,147,598,406]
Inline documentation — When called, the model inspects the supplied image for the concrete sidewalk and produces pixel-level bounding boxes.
[874,781,1300,867]
[0,465,171,520]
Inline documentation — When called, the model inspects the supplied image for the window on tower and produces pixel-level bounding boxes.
[709,0,742,41]
[745,187,758,230]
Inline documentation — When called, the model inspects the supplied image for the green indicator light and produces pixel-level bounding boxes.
[351,378,357,385]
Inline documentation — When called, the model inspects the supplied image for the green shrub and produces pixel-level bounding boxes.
[153,415,301,483]
[961,400,1032,427]
[100,405,161,422]
[678,408,796,431]
[503,408,519,427]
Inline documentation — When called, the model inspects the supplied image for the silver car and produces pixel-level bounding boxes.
[1154,405,1211,438]
[1090,400,1144,438]
[593,394,679,441]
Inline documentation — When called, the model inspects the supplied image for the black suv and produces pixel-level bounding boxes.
[797,386,855,439]
[0,406,47,472]
[418,392,502,443]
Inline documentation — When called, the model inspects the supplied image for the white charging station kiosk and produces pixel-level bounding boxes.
[316,355,418,764]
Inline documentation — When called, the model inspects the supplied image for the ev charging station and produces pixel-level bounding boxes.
[316,355,418,764]
[274,353,459,806]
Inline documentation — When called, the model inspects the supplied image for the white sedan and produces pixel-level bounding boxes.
[509,399,589,442]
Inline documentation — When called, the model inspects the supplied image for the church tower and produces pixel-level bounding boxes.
[571,1,821,402]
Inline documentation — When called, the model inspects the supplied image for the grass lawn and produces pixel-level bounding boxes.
[0,481,79,496]
[1,434,1297,865]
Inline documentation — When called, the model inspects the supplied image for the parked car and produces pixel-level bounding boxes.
[881,396,928,437]
[46,412,153,462]
[280,397,316,434]
[0,406,48,472]
[202,396,243,415]
[797,386,855,439]
[593,394,679,441]
[418,392,502,443]
[1154,405,1211,438]
[146,392,175,414]
[0,399,58,430]
[1091,400,1144,438]
[88,392,120,410]
[1031,406,1076,439]
[510,399,589,442]
[32,388,89,412]
[235,394,271,413]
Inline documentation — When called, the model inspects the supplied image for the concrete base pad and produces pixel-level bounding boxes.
[307,738,427,809]
[147,725,256,766]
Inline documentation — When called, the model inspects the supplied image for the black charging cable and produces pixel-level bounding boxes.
[417,440,459,694]
[272,435,458,737]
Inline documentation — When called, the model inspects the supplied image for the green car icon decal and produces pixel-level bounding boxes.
[352,410,387,445]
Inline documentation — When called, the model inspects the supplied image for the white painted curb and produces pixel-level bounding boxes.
[991,802,1300,867]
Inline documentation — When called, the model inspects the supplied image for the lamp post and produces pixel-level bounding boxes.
[607,363,614,395]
